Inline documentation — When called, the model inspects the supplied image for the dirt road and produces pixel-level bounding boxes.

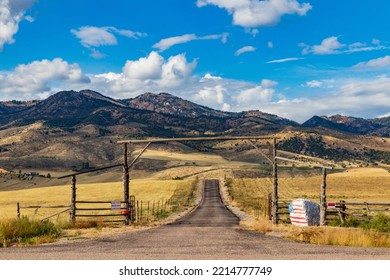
[1,180,389,259]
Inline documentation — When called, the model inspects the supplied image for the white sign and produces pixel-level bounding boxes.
[111,201,121,210]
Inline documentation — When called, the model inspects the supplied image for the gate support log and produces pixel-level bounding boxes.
[123,143,130,225]
[320,168,327,226]
[272,138,279,224]
[70,175,76,224]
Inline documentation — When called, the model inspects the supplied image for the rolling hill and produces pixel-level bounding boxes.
[0,89,389,170]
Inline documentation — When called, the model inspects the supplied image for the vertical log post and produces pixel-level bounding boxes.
[272,138,279,224]
[70,175,76,224]
[17,202,20,219]
[123,143,130,225]
[268,193,272,220]
[320,167,327,226]
[339,200,346,224]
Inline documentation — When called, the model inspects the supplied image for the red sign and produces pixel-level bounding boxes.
[327,202,336,208]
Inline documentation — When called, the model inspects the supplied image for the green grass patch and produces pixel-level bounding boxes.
[0,216,62,247]
[329,213,390,232]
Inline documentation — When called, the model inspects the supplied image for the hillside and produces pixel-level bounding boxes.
[0,89,389,170]
[303,115,390,137]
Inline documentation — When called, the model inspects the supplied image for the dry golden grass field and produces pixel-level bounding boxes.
[0,179,195,220]
[231,167,390,204]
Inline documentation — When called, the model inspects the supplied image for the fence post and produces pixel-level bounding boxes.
[123,143,130,225]
[339,200,346,224]
[70,175,76,224]
[17,202,20,219]
[272,138,279,224]
[320,167,327,226]
[268,193,272,220]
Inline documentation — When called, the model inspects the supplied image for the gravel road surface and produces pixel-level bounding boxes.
[1,179,389,260]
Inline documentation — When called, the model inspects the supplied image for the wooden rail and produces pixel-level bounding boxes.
[118,136,277,144]
[17,202,71,221]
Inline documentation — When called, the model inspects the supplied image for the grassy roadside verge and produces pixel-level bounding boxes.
[1,178,199,247]
[224,170,390,248]
[0,216,62,247]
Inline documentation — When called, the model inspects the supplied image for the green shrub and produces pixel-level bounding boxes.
[0,216,62,247]
[331,213,390,233]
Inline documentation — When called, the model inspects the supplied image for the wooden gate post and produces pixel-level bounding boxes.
[17,202,20,219]
[320,167,327,226]
[272,138,279,224]
[70,175,76,224]
[123,143,130,225]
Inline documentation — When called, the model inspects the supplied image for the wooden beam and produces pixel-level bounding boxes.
[128,142,151,169]
[58,163,123,179]
[247,140,273,164]
[277,149,335,166]
[275,156,333,170]
[118,135,277,144]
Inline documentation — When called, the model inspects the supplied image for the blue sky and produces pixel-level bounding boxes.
[1,0,390,122]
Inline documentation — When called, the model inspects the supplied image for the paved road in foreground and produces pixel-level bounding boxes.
[1,180,389,260]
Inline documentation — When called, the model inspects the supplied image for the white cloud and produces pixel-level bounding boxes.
[267,57,303,63]
[200,73,223,82]
[2,54,389,124]
[261,79,278,88]
[91,52,197,98]
[153,33,228,52]
[0,0,36,51]
[268,41,274,48]
[354,56,390,69]
[235,46,256,56]
[71,26,146,58]
[197,0,312,29]
[0,58,90,100]
[194,85,226,108]
[301,36,345,55]
[306,80,323,88]
[71,26,118,48]
[123,51,164,80]
[234,85,274,109]
[301,36,389,55]
[377,112,390,118]
[259,76,390,122]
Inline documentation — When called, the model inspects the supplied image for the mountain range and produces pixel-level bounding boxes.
[0,89,389,170]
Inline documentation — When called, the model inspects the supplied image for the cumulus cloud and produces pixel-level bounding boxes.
[2,54,388,123]
[196,0,312,29]
[0,0,36,50]
[232,79,277,110]
[194,85,227,108]
[153,33,228,52]
[191,75,279,112]
[301,36,345,55]
[71,26,146,58]
[200,73,223,82]
[354,56,390,69]
[235,46,256,56]
[0,58,90,100]
[91,51,197,98]
[259,76,390,122]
